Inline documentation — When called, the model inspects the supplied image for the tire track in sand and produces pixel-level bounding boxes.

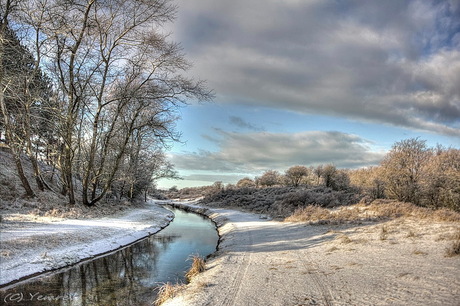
[218,224,254,306]
[296,249,334,306]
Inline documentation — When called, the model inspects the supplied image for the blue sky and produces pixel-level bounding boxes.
[157,0,460,189]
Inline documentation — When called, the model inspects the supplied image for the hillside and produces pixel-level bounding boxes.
[0,148,135,219]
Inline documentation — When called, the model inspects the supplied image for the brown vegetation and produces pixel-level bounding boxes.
[154,283,186,306]
[153,255,206,305]
[185,255,206,282]
[285,200,460,224]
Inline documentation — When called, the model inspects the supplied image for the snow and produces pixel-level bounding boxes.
[2,198,459,305]
[0,200,174,287]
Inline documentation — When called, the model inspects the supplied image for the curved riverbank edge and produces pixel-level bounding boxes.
[163,201,227,257]
[0,200,174,289]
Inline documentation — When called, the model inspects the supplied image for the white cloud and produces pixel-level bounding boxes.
[170,131,385,174]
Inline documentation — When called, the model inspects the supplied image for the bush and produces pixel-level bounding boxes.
[201,186,362,218]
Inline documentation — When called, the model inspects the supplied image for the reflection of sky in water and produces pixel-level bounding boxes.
[146,209,218,284]
[0,208,218,306]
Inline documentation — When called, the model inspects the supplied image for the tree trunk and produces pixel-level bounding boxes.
[24,116,45,191]
[12,149,36,197]
[63,135,75,204]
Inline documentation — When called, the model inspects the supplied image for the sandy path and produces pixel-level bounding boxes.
[164,203,460,306]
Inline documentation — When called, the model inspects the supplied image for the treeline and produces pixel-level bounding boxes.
[0,0,211,206]
[169,138,459,211]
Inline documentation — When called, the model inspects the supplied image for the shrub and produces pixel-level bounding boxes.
[201,186,363,218]
[285,205,331,222]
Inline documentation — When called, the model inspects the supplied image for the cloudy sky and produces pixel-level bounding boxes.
[157,0,460,189]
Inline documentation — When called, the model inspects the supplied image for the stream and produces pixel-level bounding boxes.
[0,207,219,306]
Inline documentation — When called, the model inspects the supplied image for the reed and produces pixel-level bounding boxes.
[185,255,206,282]
[154,282,185,306]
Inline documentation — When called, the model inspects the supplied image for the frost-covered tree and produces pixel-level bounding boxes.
[236,177,256,188]
[380,138,431,204]
[285,165,309,187]
[4,0,212,205]
[1,3,54,196]
[258,170,281,187]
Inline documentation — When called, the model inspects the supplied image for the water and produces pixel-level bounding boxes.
[0,207,219,306]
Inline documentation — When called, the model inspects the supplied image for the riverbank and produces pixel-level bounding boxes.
[163,201,460,306]
[0,200,173,288]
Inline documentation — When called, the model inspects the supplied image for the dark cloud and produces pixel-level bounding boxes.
[229,116,264,131]
[170,131,385,174]
[174,0,460,137]
[182,174,243,184]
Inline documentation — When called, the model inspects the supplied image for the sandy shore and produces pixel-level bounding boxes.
[0,200,173,287]
[164,202,460,306]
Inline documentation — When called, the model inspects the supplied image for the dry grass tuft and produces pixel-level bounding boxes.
[154,282,185,306]
[412,249,428,255]
[285,205,332,223]
[337,234,352,244]
[405,230,417,238]
[185,255,206,282]
[445,228,460,257]
[380,225,389,240]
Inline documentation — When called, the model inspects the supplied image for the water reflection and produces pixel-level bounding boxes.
[0,208,218,306]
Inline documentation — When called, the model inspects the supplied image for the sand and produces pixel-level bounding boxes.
[163,202,460,306]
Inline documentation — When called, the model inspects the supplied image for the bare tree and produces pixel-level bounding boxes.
[349,166,385,200]
[236,177,256,188]
[320,164,350,191]
[6,0,212,205]
[380,138,431,204]
[421,147,460,210]
[313,165,323,185]
[258,170,281,187]
[285,165,309,187]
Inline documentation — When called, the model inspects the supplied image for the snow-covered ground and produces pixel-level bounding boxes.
[2,199,459,305]
[164,202,460,306]
[0,200,173,287]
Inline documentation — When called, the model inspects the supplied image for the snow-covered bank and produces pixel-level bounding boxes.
[0,200,173,287]
[163,201,460,306]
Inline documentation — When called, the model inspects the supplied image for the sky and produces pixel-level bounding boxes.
[157,0,460,189]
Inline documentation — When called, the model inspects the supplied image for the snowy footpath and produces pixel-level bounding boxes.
[0,200,173,287]
[165,202,460,306]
